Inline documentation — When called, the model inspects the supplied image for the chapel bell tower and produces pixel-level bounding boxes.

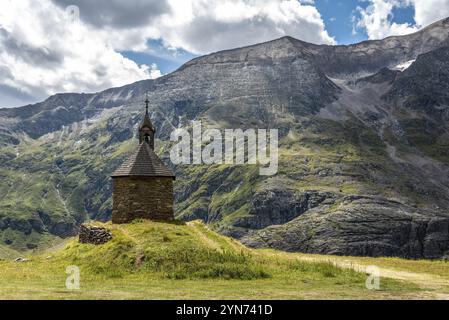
[139,97,155,149]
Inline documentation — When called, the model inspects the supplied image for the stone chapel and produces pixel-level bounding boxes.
[111,98,175,223]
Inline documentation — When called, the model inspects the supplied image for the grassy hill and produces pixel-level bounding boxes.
[0,244,21,260]
[0,220,447,300]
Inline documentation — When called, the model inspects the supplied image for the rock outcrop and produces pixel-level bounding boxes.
[241,197,449,259]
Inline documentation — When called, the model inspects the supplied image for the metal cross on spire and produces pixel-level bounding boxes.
[145,93,149,115]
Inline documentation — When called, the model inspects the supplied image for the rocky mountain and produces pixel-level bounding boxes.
[1,18,449,258]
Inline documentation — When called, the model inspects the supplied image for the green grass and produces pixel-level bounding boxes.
[58,220,269,280]
[0,220,429,300]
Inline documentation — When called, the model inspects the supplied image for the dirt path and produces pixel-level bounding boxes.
[188,221,250,253]
[248,248,449,299]
[298,256,449,300]
[187,222,223,251]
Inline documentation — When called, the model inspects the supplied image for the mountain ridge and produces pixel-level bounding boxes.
[4,16,449,113]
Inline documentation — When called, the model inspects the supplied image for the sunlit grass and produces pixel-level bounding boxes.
[0,220,425,300]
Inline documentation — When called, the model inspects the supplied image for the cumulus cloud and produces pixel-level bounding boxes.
[0,0,159,107]
[148,63,163,79]
[413,0,449,27]
[53,0,336,54]
[158,0,336,54]
[356,0,449,40]
[356,0,418,39]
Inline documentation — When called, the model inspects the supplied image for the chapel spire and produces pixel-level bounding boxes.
[145,96,149,115]
[138,94,155,148]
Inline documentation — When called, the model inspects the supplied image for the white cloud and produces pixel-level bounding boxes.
[148,63,163,79]
[413,0,449,27]
[0,0,159,107]
[55,0,336,54]
[158,0,335,54]
[356,0,418,39]
[356,0,449,40]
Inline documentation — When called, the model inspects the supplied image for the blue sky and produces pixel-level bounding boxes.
[315,0,414,43]
[121,40,197,75]
[314,0,368,44]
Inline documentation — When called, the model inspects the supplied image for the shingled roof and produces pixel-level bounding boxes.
[112,142,175,178]
[139,112,155,131]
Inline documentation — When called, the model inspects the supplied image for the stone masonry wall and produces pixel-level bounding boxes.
[112,177,174,223]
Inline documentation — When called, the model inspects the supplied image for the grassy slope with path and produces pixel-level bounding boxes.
[0,220,447,300]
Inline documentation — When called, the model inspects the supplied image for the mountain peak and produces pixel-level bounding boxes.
[275,35,297,43]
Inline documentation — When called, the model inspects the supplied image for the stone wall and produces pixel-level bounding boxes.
[79,225,112,245]
[112,176,174,223]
